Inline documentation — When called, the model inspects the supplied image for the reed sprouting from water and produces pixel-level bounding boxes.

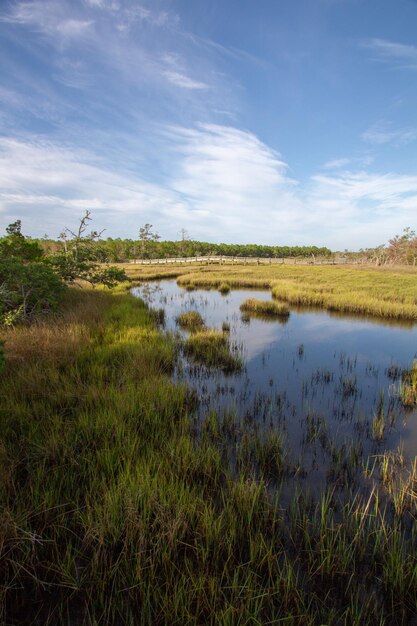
[399,361,417,406]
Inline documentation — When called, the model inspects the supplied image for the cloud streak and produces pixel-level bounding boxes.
[363,38,417,70]
[362,121,417,146]
[163,71,209,90]
[1,1,94,43]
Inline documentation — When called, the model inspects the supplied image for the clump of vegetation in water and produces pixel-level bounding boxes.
[219,283,231,294]
[399,361,417,406]
[184,328,242,372]
[240,297,290,318]
[176,310,205,329]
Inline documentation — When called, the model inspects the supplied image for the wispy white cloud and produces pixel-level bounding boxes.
[84,0,106,8]
[323,158,351,169]
[1,1,94,43]
[165,123,303,241]
[1,0,238,123]
[363,38,417,70]
[82,0,177,30]
[162,71,209,90]
[309,170,417,248]
[52,57,92,89]
[362,121,417,146]
[161,51,210,90]
[0,136,186,237]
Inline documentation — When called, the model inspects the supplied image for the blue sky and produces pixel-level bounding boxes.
[0,0,416,249]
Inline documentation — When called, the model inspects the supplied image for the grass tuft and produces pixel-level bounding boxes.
[184,328,243,372]
[240,297,290,318]
[176,310,205,329]
[218,283,231,294]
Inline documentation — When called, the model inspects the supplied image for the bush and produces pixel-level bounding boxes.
[0,259,66,325]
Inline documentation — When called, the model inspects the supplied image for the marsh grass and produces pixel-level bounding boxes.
[1,286,416,624]
[184,328,243,372]
[399,361,417,406]
[240,297,290,318]
[365,447,417,518]
[176,309,205,329]
[218,282,231,294]
[222,321,230,333]
[158,263,417,321]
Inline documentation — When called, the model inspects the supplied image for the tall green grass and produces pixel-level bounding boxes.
[0,287,416,624]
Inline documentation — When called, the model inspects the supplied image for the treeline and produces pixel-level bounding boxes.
[38,238,332,262]
[343,228,417,266]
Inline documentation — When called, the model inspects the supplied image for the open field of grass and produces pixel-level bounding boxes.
[1,287,417,624]
[120,262,417,321]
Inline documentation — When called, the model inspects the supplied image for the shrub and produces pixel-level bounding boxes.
[0,259,66,325]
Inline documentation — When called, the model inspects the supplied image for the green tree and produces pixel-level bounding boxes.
[49,211,127,287]
[0,222,65,325]
[0,259,65,325]
[0,220,43,261]
[138,223,160,259]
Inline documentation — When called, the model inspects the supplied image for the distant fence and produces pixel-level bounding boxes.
[129,255,348,266]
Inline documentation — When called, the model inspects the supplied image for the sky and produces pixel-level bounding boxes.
[0,0,417,250]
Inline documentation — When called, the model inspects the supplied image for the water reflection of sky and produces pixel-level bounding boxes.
[132,281,417,461]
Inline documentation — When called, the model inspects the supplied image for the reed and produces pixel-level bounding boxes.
[399,361,417,406]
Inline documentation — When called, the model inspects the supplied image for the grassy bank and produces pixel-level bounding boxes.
[1,288,416,624]
[121,262,417,321]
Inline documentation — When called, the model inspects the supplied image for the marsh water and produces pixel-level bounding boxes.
[132,280,417,490]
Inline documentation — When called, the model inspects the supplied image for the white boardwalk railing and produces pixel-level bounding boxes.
[129,255,347,265]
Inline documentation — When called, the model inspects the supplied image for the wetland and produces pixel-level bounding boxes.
[2,264,417,625]
[133,280,417,495]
